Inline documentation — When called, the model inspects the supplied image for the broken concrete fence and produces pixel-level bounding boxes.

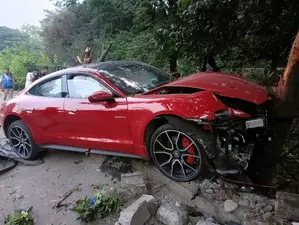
[118,194,158,225]
[275,191,299,221]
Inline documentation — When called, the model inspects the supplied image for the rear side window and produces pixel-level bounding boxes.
[29,77,63,98]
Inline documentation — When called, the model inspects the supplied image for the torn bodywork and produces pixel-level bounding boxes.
[146,78,273,180]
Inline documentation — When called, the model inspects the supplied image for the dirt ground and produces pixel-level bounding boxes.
[0,129,121,224]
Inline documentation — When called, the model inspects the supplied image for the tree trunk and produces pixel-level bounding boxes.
[247,31,299,185]
[201,56,208,72]
[207,55,220,72]
[98,41,113,62]
[169,51,178,73]
[270,56,278,77]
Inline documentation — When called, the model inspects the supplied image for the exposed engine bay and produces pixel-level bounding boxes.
[153,86,273,174]
[212,96,272,174]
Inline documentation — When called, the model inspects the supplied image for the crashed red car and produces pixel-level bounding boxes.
[0,61,271,182]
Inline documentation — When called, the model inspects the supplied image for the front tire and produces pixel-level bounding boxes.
[7,120,40,160]
[149,124,208,182]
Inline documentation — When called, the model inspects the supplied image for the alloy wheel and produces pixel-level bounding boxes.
[9,126,32,158]
[152,130,202,181]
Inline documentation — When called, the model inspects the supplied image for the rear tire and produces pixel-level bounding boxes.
[7,120,40,160]
[149,123,209,182]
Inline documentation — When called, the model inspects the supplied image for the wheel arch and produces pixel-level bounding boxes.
[143,114,196,154]
[3,114,22,136]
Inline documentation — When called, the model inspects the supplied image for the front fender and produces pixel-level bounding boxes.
[172,91,228,120]
[128,91,227,158]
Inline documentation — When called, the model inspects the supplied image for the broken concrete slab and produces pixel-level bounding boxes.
[193,197,218,218]
[243,221,271,225]
[263,205,273,213]
[118,199,150,225]
[275,191,299,221]
[196,217,220,225]
[156,202,188,225]
[262,212,272,221]
[132,161,196,200]
[130,194,158,216]
[224,200,238,213]
[217,209,240,224]
[238,199,250,208]
[121,171,147,195]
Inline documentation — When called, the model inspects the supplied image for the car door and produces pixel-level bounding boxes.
[63,73,134,153]
[19,75,67,145]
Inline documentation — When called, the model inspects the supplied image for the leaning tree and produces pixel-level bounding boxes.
[247,31,299,185]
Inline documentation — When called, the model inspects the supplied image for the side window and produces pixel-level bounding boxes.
[67,75,112,99]
[29,77,62,98]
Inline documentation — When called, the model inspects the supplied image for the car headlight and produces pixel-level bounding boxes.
[185,118,210,124]
[214,110,229,118]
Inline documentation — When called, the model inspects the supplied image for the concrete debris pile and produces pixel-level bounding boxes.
[131,162,299,225]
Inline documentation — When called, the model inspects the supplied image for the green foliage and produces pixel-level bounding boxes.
[0,27,27,52]
[247,70,279,87]
[0,45,53,86]
[41,0,298,76]
[4,211,34,225]
[20,24,44,51]
[245,67,284,87]
[72,188,123,223]
[0,25,52,89]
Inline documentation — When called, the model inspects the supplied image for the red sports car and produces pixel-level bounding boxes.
[0,61,271,182]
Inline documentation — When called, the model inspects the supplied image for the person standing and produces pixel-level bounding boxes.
[40,66,49,77]
[0,68,15,101]
[25,69,34,88]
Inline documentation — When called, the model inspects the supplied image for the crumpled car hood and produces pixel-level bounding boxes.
[159,72,269,105]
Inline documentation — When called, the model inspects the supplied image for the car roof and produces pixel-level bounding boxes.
[74,60,153,70]
[43,60,154,78]
[26,61,153,90]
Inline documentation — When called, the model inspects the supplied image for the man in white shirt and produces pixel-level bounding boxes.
[25,71,34,88]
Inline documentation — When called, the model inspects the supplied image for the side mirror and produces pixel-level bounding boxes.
[170,72,180,80]
[88,91,115,103]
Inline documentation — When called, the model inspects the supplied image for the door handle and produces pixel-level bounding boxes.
[67,109,78,115]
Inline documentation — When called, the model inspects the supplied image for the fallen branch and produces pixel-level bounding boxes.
[98,41,113,62]
[53,184,82,208]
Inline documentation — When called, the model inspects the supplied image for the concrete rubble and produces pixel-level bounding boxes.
[118,199,150,225]
[196,217,220,225]
[275,191,299,221]
[121,171,147,196]
[132,161,299,225]
[156,202,188,225]
[224,200,238,213]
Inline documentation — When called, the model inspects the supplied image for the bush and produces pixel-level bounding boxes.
[4,210,34,225]
[72,188,123,223]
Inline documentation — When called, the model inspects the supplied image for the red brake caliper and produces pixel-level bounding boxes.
[182,137,196,164]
